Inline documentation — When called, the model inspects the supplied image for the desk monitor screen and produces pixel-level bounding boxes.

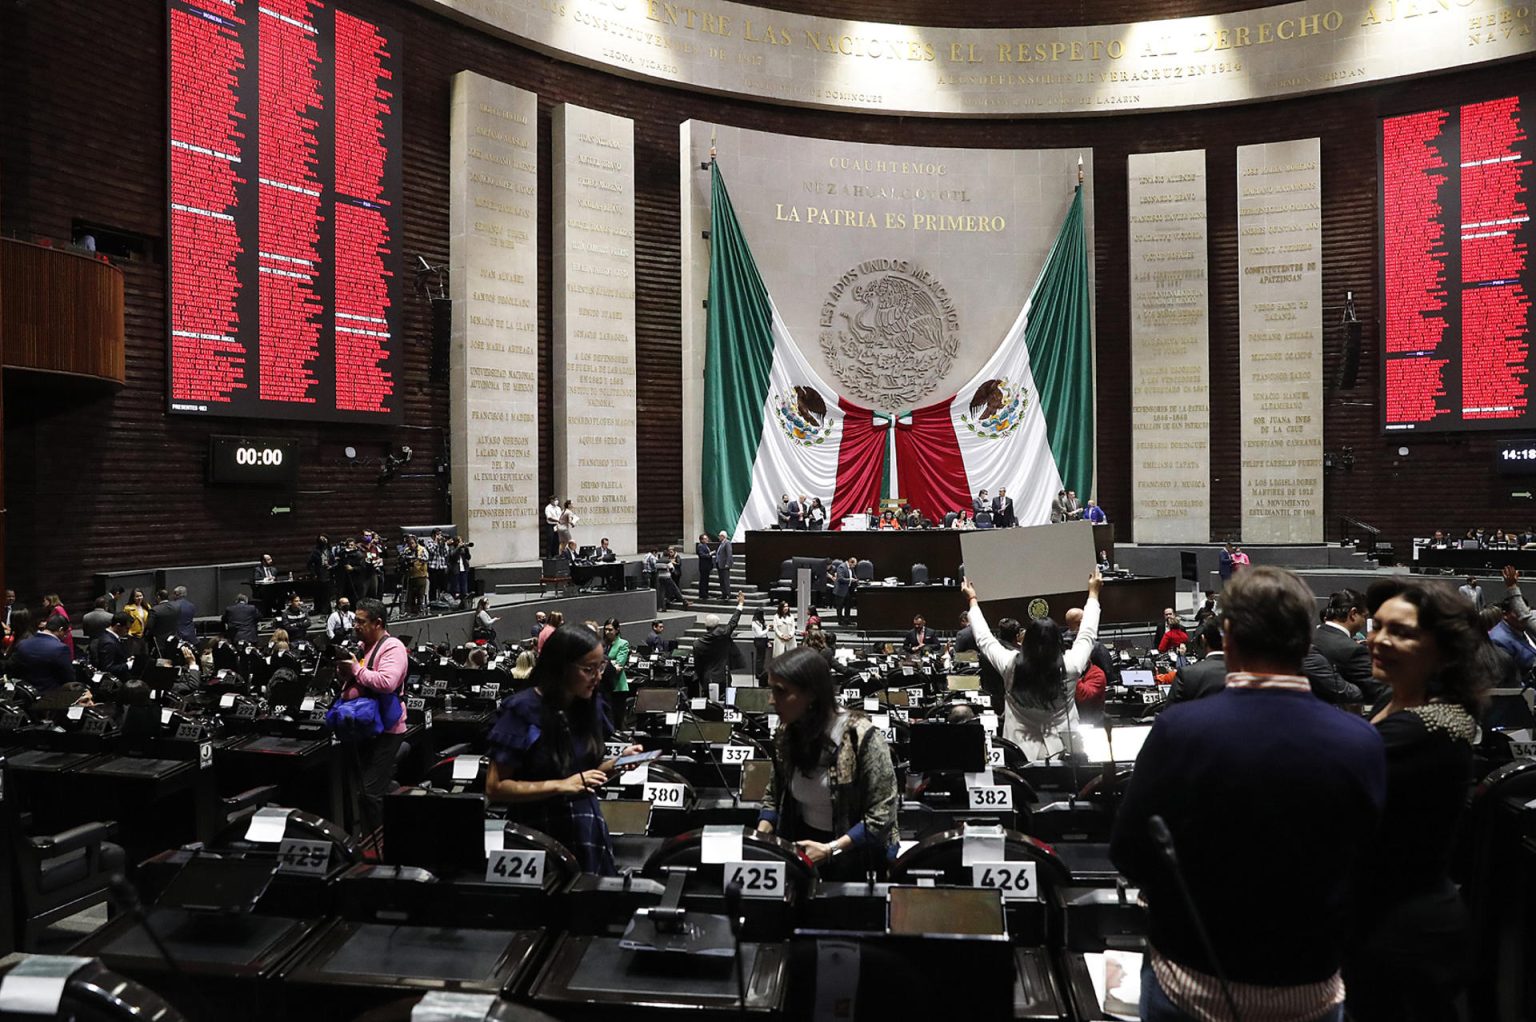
[675,718,733,745]
[946,674,980,691]
[599,799,652,835]
[740,760,773,802]
[384,791,486,874]
[888,886,1005,936]
[1120,669,1155,688]
[881,688,911,706]
[158,855,277,914]
[1074,725,1154,763]
[730,687,773,714]
[634,688,679,713]
[907,722,987,774]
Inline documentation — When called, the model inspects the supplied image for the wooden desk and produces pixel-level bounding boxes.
[745,525,1115,589]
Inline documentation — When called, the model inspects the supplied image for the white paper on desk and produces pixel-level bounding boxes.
[0,956,93,1016]
[620,763,649,787]
[664,711,681,726]
[161,707,174,724]
[245,806,293,843]
[411,990,500,1022]
[700,824,744,864]
[1083,950,1143,1020]
[871,713,890,730]
[963,771,991,789]
[960,823,1005,866]
[483,820,505,855]
[452,755,480,781]
[220,692,236,708]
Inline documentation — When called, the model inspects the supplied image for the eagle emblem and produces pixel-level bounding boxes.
[959,378,1028,439]
[774,386,834,446]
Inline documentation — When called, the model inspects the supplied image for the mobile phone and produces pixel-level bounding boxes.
[614,748,663,768]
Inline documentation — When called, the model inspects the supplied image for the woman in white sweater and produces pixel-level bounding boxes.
[960,571,1102,761]
[770,601,798,659]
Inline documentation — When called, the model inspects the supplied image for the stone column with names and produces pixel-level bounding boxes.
[1129,149,1210,543]
[1237,137,1324,543]
[553,104,638,553]
[449,73,539,563]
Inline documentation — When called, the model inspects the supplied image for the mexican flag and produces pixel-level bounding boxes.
[703,161,1093,540]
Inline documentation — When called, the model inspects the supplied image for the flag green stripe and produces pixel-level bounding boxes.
[703,162,776,537]
[1024,186,1094,496]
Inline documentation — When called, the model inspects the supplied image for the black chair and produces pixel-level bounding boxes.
[3,768,124,951]
[911,563,929,585]
[0,957,189,1022]
[486,821,584,895]
[855,559,875,582]
[539,559,571,597]
[1461,759,1536,1020]
[942,512,958,527]
[974,511,994,529]
[891,826,1070,891]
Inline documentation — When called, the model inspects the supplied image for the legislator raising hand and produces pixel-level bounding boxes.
[960,579,978,603]
[1087,568,1104,598]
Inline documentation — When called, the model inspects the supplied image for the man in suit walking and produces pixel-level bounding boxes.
[972,489,990,515]
[171,586,198,644]
[714,531,734,600]
[832,556,856,625]
[992,488,1015,528]
[146,590,179,656]
[690,594,745,698]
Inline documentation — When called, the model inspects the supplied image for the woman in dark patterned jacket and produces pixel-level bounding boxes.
[755,647,899,880]
[484,624,641,874]
[1345,579,1494,1021]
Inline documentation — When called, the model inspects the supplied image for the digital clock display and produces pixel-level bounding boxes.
[208,435,299,488]
[1494,440,1536,475]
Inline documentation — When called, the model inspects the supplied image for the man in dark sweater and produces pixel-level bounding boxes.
[1111,565,1386,1022]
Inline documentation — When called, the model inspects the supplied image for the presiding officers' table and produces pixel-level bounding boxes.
[853,576,1175,630]
[744,525,1116,590]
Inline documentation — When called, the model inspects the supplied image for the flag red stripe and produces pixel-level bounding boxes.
[895,399,971,521]
[830,397,885,526]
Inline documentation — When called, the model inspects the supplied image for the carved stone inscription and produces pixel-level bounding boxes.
[1237,137,1324,543]
[553,104,638,553]
[1129,150,1210,543]
[449,73,539,563]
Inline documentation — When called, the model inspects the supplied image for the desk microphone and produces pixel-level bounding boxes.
[1147,815,1242,1022]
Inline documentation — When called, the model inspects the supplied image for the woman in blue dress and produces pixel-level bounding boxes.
[484,624,640,874]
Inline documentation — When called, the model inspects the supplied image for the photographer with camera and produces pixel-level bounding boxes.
[448,537,473,608]
[334,598,408,840]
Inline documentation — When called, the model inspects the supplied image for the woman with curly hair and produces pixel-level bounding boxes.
[1345,579,1495,1021]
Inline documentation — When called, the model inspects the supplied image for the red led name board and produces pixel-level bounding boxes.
[168,0,401,421]
[1382,94,1533,433]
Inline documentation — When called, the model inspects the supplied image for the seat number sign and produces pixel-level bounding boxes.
[485,849,545,886]
[724,860,786,899]
[967,786,1014,810]
[971,861,1038,901]
[644,781,686,808]
[278,838,331,876]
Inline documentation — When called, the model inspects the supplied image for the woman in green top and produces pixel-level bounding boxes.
[602,618,631,726]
